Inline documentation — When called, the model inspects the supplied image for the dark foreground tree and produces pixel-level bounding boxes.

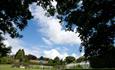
[37,0,115,68]
[0,0,37,57]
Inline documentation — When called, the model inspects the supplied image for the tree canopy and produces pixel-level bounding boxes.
[26,54,38,60]
[0,0,37,57]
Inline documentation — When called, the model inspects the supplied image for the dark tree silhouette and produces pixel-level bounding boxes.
[0,0,37,57]
[38,0,115,68]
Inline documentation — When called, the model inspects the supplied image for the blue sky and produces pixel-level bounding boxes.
[4,3,84,59]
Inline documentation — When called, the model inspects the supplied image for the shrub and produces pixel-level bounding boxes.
[0,56,13,64]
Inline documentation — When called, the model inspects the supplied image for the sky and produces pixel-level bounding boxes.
[4,2,84,59]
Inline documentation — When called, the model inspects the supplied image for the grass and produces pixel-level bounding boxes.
[0,64,92,70]
[0,64,55,70]
[1,64,115,70]
[0,64,37,70]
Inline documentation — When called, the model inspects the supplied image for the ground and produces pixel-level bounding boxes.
[0,64,55,70]
[0,64,90,70]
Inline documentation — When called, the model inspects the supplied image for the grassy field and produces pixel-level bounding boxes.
[0,64,87,70]
[0,64,55,70]
[1,64,115,70]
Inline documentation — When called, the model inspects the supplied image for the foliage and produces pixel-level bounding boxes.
[39,56,50,61]
[0,0,37,57]
[15,49,26,63]
[75,64,83,69]
[89,48,115,68]
[0,43,11,57]
[26,54,38,60]
[47,57,65,66]
[65,56,76,64]
[53,57,60,64]
[0,56,13,64]
[48,59,54,65]
[76,56,87,63]
[38,0,115,68]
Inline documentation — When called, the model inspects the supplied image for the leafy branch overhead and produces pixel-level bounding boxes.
[0,0,37,57]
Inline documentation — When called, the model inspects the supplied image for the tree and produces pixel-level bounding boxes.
[26,54,38,60]
[38,0,115,68]
[0,0,37,57]
[76,56,87,63]
[0,43,11,57]
[65,56,75,64]
[53,56,60,65]
[0,56,14,64]
[15,49,25,64]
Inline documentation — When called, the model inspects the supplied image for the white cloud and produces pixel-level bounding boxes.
[29,3,81,45]
[43,48,84,59]
[43,49,68,59]
[3,35,24,54]
[42,37,52,45]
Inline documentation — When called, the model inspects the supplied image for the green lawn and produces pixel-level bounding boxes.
[0,64,55,70]
[1,64,115,70]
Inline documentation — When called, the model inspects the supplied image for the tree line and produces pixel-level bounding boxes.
[0,49,85,66]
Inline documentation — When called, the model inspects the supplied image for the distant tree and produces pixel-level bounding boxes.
[0,56,14,64]
[39,56,44,60]
[15,49,25,64]
[76,56,87,63]
[26,54,38,60]
[53,56,60,65]
[48,59,54,65]
[39,56,49,61]
[0,0,37,57]
[65,56,76,64]
[48,57,65,66]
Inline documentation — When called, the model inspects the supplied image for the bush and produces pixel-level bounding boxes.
[75,64,83,69]
[0,56,13,64]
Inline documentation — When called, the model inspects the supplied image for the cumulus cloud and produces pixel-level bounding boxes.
[43,49,68,59]
[43,48,84,59]
[29,3,81,45]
